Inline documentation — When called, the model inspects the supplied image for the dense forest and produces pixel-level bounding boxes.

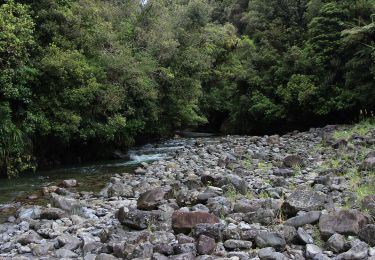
[0,0,374,177]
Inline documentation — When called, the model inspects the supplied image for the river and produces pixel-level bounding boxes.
[0,137,217,222]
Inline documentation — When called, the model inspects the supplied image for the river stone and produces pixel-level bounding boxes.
[173,243,197,255]
[169,252,196,260]
[17,230,42,245]
[359,224,375,246]
[283,188,325,216]
[224,239,252,250]
[319,210,368,239]
[40,207,67,220]
[197,235,216,255]
[172,211,220,233]
[16,206,42,220]
[306,244,322,258]
[61,179,78,188]
[117,207,156,230]
[193,223,226,241]
[57,234,82,250]
[362,195,375,217]
[55,248,78,258]
[284,211,321,227]
[336,239,368,260]
[326,233,346,253]
[283,155,303,168]
[297,227,313,245]
[362,157,375,170]
[51,193,82,213]
[255,231,286,249]
[137,188,165,210]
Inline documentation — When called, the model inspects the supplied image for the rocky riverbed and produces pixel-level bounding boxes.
[0,124,375,260]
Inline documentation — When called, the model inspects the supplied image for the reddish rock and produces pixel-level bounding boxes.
[319,210,368,239]
[172,211,220,233]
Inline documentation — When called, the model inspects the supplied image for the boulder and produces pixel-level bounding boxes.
[362,157,375,170]
[283,188,326,216]
[319,210,368,239]
[117,207,159,230]
[137,188,165,210]
[362,195,375,217]
[224,239,253,250]
[255,231,286,250]
[306,244,322,258]
[296,227,313,245]
[197,235,216,255]
[358,224,375,246]
[283,155,303,168]
[173,243,196,255]
[172,211,220,233]
[336,239,368,260]
[326,233,346,253]
[17,230,42,245]
[40,207,67,220]
[61,179,78,188]
[51,193,82,213]
[284,211,321,227]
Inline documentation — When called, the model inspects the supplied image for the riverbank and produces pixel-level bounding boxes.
[0,123,374,259]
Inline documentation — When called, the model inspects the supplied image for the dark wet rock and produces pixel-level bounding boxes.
[224,239,252,250]
[336,239,368,260]
[326,233,346,253]
[283,188,326,216]
[137,188,166,210]
[197,235,216,255]
[172,211,220,233]
[296,227,313,245]
[284,211,321,227]
[173,243,196,255]
[358,224,375,246]
[319,210,368,239]
[40,207,67,220]
[283,155,303,168]
[255,231,286,249]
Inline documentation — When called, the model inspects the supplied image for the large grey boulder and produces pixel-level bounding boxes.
[137,188,165,210]
[255,231,286,250]
[283,188,326,216]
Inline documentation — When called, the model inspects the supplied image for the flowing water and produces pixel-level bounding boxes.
[0,137,218,222]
